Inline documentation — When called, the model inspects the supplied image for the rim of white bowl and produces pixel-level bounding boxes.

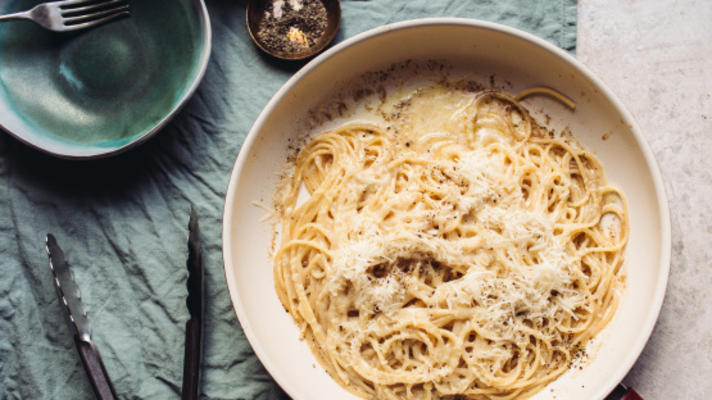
[0,0,212,160]
[222,17,671,400]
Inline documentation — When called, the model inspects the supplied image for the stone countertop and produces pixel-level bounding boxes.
[578,1,712,398]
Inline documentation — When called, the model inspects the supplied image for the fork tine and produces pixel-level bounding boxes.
[60,0,123,14]
[63,4,129,25]
[63,10,129,30]
[55,0,103,7]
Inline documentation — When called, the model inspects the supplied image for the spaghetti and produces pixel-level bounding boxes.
[272,85,628,400]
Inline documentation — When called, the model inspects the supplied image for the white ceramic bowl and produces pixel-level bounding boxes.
[223,19,670,400]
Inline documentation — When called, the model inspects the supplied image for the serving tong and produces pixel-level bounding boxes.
[45,208,204,399]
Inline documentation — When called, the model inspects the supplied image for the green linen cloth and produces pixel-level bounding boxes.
[0,1,576,399]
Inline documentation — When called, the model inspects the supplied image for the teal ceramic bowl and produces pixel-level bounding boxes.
[0,0,211,159]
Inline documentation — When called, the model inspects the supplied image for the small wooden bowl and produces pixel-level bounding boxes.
[246,0,341,60]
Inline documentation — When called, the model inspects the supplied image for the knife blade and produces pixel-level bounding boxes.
[182,207,204,400]
[46,234,118,400]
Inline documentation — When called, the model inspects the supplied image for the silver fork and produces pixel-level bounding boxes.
[0,0,130,32]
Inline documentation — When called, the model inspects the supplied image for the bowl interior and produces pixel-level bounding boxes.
[0,0,209,158]
[223,20,669,400]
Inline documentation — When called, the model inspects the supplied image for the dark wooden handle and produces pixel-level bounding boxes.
[622,388,643,400]
[75,336,118,400]
[181,318,203,400]
[607,384,644,400]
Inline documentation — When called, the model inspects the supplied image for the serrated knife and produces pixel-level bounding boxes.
[46,234,118,400]
[182,207,204,400]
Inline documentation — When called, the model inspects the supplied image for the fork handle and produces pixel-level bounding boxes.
[0,11,30,23]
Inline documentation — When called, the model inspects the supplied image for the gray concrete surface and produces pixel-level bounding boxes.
[578,1,712,398]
